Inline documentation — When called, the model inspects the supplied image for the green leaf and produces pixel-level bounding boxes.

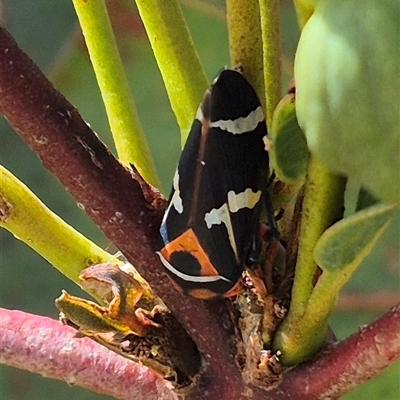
[315,202,399,272]
[269,92,308,184]
[273,202,398,366]
[295,0,400,203]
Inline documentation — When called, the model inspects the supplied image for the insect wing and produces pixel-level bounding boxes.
[158,69,268,297]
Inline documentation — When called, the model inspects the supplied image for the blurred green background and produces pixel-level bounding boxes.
[0,1,398,399]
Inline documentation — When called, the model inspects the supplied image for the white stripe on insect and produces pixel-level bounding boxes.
[160,171,183,241]
[210,106,264,135]
[227,188,262,212]
[195,105,203,122]
[156,252,231,283]
[204,202,238,259]
[263,135,272,151]
[204,189,262,259]
[205,189,262,222]
[170,170,183,214]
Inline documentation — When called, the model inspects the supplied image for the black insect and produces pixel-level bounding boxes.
[157,67,276,299]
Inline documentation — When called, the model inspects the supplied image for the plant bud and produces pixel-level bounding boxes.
[295,0,400,202]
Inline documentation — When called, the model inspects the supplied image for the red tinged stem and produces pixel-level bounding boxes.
[279,303,400,399]
[1,305,399,399]
[0,309,176,400]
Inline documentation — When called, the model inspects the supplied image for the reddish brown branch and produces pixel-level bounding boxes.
[0,308,176,400]
[276,303,400,399]
[0,26,259,399]
[2,305,399,399]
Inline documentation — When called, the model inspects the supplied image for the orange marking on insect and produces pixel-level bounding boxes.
[160,228,220,278]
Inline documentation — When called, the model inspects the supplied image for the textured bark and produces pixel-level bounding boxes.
[0,308,176,400]
[1,305,399,399]
[277,303,400,399]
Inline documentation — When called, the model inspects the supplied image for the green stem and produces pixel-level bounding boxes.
[0,166,120,288]
[274,202,397,365]
[272,155,346,364]
[226,0,265,108]
[135,0,208,146]
[259,0,282,129]
[72,0,161,189]
[289,155,346,315]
